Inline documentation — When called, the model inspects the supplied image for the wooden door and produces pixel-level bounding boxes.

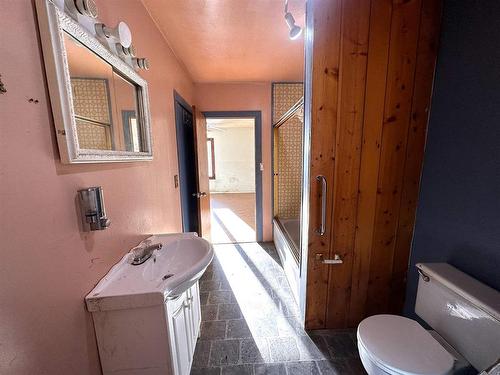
[193,107,211,240]
[305,0,442,329]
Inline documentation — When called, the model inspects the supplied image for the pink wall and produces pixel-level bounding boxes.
[0,1,193,374]
[194,83,273,241]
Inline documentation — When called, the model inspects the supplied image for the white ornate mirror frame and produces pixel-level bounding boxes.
[35,0,153,163]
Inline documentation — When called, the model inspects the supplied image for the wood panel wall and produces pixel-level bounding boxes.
[305,0,442,329]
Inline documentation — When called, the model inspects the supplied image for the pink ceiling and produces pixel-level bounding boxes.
[142,0,305,83]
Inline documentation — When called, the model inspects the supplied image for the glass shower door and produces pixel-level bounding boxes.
[273,91,304,263]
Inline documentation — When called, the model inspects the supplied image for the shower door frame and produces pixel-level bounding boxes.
[299,0,314,327]
[269,0,314,327]
[271,87,304,306]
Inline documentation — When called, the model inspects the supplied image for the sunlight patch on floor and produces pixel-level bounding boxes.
[214,242,303,355]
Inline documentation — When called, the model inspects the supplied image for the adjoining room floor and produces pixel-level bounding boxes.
[191,242,365,375]
[210,193,256,243]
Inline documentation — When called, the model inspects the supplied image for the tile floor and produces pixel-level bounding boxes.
[190,242,366,375]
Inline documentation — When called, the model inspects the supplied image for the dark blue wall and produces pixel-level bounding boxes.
[404,0,500,317]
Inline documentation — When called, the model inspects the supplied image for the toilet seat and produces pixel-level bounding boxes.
[357,315,455,375]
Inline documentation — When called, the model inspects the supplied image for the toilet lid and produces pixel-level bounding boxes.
[357,315,454,375]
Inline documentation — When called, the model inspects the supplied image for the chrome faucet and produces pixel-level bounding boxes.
[479,358,500,375]
[131,243,163,265]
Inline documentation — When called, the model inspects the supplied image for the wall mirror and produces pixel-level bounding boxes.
[36,0,152,163]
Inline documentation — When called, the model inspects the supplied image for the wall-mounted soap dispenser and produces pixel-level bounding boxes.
[78,187,111,231]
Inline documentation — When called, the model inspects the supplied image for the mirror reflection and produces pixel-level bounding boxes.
[64,32,143,152]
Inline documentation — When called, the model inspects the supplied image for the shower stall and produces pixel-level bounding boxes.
[272,83,304,301]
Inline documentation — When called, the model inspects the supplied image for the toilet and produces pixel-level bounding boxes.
[357,263,500,375]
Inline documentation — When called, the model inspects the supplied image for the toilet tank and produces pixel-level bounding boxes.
[415,263,500,372]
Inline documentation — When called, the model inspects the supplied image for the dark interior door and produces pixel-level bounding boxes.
[193,107,211,240]
[175,98,199,234]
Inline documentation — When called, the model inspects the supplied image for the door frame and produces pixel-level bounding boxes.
[298,0,314,326]
[203,111,263,242]
[174,91,198,233]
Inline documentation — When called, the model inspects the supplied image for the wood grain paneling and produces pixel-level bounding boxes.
[365,0,422,315]
[349,0,393,327]
[306,0,442,329]
[325,0,371,328]
[389,0,443,313]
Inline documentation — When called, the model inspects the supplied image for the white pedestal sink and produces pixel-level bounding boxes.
[86,233,213,375]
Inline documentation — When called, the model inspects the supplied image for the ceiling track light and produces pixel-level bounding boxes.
[284,0,302,40]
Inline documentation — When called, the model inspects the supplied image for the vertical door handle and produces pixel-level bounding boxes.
[315,175,327,236]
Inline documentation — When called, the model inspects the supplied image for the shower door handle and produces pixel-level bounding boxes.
[315,175,327,236]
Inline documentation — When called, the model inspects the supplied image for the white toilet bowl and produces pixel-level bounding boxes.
[356,263,500,375]
[357,315,455,375]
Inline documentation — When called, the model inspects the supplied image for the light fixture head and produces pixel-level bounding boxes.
[284,12,302,40]
[74,0,98,18]
[95,21,132,48]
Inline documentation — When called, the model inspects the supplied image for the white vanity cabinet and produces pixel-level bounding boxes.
[85,233,213,375]
[89,282,201,375]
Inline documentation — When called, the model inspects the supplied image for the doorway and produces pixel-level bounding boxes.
[204,111,263,243]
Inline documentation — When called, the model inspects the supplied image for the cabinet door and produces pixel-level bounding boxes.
[171,300,191,375]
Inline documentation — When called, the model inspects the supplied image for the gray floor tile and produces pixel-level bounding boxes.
[240,338,271,363]
[209,339,240,366]
[310,335,332,358]
[191,243,362,375]
[227,319,252,339]
[209,290,234,304]
[202,304,219,321]
[210,270,226,281]
[316,359,353,375]
[268,337,300,362]
[273,295,300,317]
[271,288,291,302]
[201,280,221,292]
[286,361,320,375]
[251,318,280,338]
[200,271,214,282]
[191,367,221,375]
[192,340,211,368]
[322,333,358,358]
[296,335,329,360]
[345,358,367,375]
[230,293,239,304]
[201,321,226,340]
[277,316,307,337]
[200,292,209,305]
[218,304,242,320]
[219,279,232,290]
[254,363,287,375]
[221,364,253,375]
